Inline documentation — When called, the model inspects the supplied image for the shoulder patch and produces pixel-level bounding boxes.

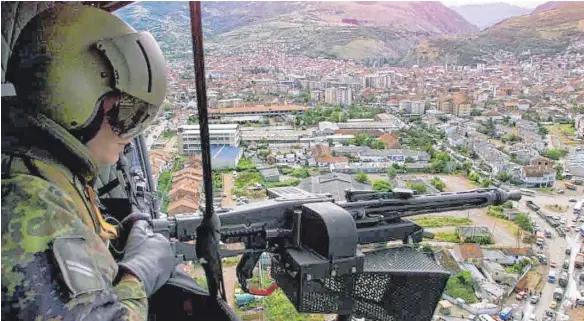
[52,236,107,297]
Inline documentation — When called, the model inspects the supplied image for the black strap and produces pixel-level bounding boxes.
[97,178,120,197]
[22,156,45,180]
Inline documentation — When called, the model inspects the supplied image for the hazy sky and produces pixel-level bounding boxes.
[441,0,548,8]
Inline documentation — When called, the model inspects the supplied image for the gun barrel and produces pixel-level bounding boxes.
[340,188,520,220]
[153,188,521,240]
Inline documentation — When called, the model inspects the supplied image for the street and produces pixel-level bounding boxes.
[514,192,583,321]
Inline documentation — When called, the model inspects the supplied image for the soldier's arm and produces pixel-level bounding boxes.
[1,174,148,321]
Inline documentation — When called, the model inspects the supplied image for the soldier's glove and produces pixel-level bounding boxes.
[118,219,175,296]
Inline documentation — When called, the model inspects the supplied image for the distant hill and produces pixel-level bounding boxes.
[420,1,584,65]
[116,1,477,61]
[532,1,563,14]
[210,1,477,60]
[451,2,531,29]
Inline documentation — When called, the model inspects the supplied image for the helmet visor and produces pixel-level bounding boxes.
[107,93,158,139]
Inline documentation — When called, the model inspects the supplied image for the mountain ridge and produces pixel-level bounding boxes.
[451,2,531,29]
[421,1,584,65]
[116,1,477,61]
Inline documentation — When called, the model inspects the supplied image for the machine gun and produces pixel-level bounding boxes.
[150,187,521,321]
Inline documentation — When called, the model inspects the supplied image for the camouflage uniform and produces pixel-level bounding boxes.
[1,109,148,320]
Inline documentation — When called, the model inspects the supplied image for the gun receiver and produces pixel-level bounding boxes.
[152,188,520,321]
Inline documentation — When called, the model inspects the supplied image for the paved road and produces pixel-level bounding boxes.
[515,192,582,320]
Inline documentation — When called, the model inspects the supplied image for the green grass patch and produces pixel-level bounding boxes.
[265,288,325,321]
[222,256,241,267]
[433,232,461,243]
[236,157,256,171]
[445,271,479,303]
[264,178,300,188]
[536,187,555,195]
[546,124,575,137]
[234,172,263,189]
[412,216,472,228]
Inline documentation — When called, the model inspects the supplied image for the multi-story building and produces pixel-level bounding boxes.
[437,96,454,114]
[576,114,584,138]
[208,105,306,120]
[337,86,352,106]
[454,94,472,117]
[324,88,336,104]
[399,100,412,113]
[178,124,240,155]
[514,156,556,188]
[217,98,244,108]
[411,100,425,115]
[310,90,324,101]
[363,74,390,89]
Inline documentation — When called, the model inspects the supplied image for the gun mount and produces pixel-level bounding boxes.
[151,187,520,321]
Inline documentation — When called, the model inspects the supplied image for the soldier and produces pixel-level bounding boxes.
[2,4,175,320]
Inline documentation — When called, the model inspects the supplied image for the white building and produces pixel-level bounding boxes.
[217,98,244,108]
[324,88,336,104]
[399,100,412,113]
[337,87,352,106]
[411,100,425,115]
[363,74,390,89]
[178,124,240,155]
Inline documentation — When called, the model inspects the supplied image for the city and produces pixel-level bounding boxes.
[128,2,584,321]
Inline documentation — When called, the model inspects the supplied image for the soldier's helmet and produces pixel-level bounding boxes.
[6,4,167,143]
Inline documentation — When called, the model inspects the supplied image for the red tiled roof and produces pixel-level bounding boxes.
[455,244,483,260]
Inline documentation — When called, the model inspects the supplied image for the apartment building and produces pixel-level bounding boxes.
[178,124,240,155]
[411,100,425,115]
[208,105,306,120]
[453,94,472,117]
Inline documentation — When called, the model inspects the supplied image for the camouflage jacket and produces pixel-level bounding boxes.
[1,111,148,320]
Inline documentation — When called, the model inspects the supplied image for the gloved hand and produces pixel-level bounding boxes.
[118,219,175,296]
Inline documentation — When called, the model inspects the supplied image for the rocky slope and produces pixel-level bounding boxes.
[116,1,477,60]
[421,1,584,65]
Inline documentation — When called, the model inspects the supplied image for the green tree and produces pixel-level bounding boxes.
[388,167,397,179]
[480,178,492,188]
[470,109,483,116]
[437,115,449,123]
[257,150,270,159]
[172,156,185,172]
[355,171,369,183]
[468,171,480,183]
[369,139,386,150]
[431,177,446,191]
[496,172,511,182]
[407,182,427,194]
[372,180,392,191]
[291,168,310,179]
[515,213,533,232]
[445,271,478,303]
[543,149,568,160]
[187,115,199,125]
[463,161,472,174]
